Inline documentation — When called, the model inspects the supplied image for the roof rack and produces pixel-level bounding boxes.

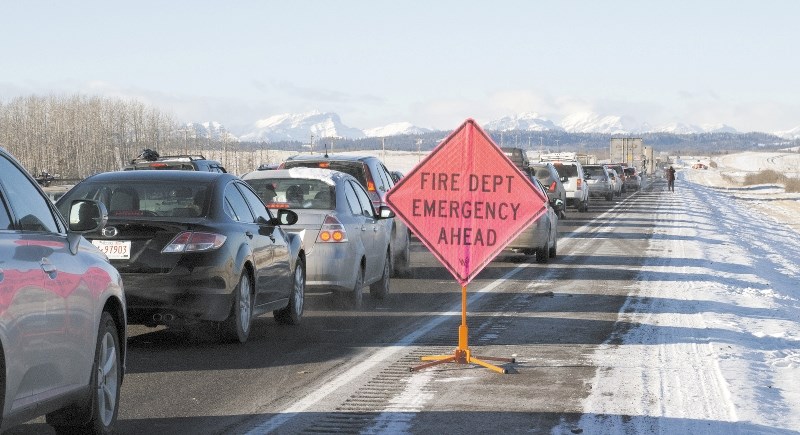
[130,154,207,164]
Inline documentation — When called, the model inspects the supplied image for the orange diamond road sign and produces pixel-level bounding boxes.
[385,119,548,285]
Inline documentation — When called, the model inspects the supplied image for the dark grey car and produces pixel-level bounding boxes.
[56,171,305,344]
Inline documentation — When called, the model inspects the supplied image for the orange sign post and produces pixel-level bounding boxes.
[385,119,548,374]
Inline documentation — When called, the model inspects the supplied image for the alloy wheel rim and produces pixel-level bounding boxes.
[97,331,118,426]
[240,275,251,332]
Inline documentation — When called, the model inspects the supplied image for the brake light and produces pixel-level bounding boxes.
[549,181,556,192]
[318,162,330,168]
[364,167,376,192]
[277,162,286,169]
[576,178,582,188]
[150,163,168,168]
[317,215,348,243]
[162,231,226,253]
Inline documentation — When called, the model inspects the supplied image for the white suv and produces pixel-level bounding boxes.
[540,153,590,212]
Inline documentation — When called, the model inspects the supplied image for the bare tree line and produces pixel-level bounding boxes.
[0,95,186,179]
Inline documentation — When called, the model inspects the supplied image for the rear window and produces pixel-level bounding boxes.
[584,167,606,177]
[245,178,335,210]
[283,160,367,186]
[624,168,637,175]
[532,167,553,180]
[58,182,211,218]
[552,163,579,178]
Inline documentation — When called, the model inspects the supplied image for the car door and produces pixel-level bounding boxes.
[223,183,277,304]
[236,182,292,304]
[0,153,90,408]
[347,180,382,282]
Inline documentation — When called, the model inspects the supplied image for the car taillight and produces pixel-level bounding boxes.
[318,162,330,168]
[162,231,226,253]
[150,163,168,168]
[549,181,557,192]
[317,215,348,243]
[576,178,582,188]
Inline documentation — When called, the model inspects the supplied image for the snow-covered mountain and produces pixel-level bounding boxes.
[206,110,774,143]
[559,112,637,134]
[484,112,562,132]
[363,122,432,137]
[239,110,365,142]
[774,126,800,140]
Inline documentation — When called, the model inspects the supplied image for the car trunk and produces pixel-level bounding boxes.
[88,219,194,273]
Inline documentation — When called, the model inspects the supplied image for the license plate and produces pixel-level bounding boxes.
[92,240,131,260]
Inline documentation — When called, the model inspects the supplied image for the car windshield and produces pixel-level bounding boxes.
[246,178,335,210]
[58,181,211,218]
[283,161,367,186]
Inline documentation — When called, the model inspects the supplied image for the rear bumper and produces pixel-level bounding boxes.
[122,271,234,324]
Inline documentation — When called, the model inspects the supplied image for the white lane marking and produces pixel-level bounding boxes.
[245,264,530,434]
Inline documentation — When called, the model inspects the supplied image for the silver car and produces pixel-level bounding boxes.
[506,178,562,263]
[0,147,126,434]
[529,162,567,219]
[242,167,394,309]
[583,164,615,201]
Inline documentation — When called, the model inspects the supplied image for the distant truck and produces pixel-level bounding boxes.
[501,147,529,172]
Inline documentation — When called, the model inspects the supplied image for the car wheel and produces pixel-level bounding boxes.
[535,241,549,263]
[391,231,410,277]
[370,250,391,299]
[47,312,121,434]
[224,271,253,343]
[274,258,305,325]
[549,235,558,258]
[606,192,613,201]
[342,266,364,310]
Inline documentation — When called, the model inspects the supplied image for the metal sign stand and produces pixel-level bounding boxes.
[410,285,514,374]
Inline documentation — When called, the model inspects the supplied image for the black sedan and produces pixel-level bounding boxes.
[56,170,305,343]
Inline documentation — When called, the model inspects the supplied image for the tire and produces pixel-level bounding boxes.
[48,312,121,434]
[549,236,558,258]
[223,271,253,343]
[370,250,391,299]
[274,258,305,325]
[535,243,549,263]
[345,266,364,310]
[606,192,613,201]
[391,230,410,277]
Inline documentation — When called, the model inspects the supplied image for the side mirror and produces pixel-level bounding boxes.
[69,200,108,233]
[551,198,565,212]
[271,208,298,226]
[560,176,568,183]
[377,205,395,219]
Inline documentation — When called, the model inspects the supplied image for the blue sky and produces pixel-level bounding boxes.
[2,1,799,134]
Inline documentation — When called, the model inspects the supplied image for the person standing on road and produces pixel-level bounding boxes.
[667,166,676,192]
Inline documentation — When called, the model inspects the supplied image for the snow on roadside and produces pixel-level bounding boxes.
[554,154,800,434]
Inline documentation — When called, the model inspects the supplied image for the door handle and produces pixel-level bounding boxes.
[245,231,254,239]
[361,226,367,232]
[40,258,57,276]
[269,234,275,242]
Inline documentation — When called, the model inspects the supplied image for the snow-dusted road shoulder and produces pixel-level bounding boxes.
[555,177,800,434]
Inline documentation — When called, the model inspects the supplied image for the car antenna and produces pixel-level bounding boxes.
[324,143,329,158]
